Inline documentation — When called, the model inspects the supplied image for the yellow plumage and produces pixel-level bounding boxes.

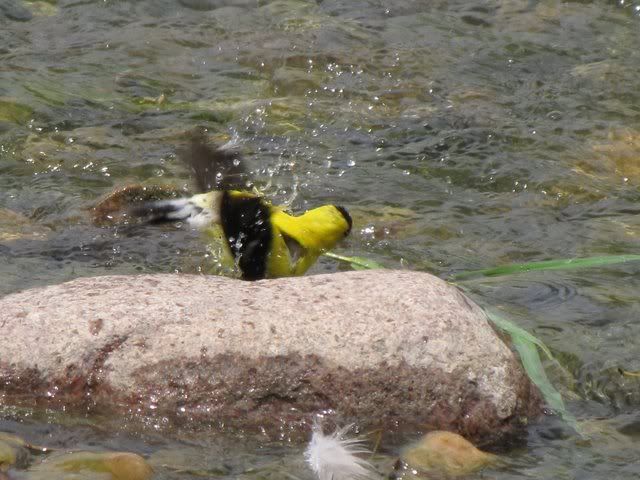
[266,204,352,277]
[126,135,352,280]
[132,189,351,280]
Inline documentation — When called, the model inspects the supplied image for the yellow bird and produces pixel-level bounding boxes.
[129,134,352,280]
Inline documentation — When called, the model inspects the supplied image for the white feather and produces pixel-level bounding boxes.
[304,424,375,480]
[186,191,222,228]
[147,192,221,229]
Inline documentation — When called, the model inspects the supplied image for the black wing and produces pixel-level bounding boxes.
[178,129,251,192]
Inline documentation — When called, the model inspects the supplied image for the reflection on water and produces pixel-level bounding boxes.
[2,0,640,478]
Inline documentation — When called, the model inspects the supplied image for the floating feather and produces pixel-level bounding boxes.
[304,423,374,480]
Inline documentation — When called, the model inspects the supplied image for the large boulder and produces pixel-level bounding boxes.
[0,270,540,445]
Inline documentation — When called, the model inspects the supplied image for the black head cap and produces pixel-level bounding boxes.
[334,205,352,236]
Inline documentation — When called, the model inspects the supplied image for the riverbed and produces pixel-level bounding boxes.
[1,0,640,478]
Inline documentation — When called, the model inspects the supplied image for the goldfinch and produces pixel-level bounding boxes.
[129,133,352,280]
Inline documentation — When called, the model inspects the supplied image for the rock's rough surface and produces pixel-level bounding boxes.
[0,270,540,444]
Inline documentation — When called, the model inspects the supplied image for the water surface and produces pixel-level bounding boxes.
[2,0,640,478]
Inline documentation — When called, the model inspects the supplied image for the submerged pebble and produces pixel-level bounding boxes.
[0,208,51,242]
[399,430,497,477]
[0,0,32,21]
[0,436,28,471]
[26,451,153,480]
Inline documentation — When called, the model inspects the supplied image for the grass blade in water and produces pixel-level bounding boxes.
[450,254,640,281]
[484,310,578,430]
[486,310,553,360]
[323,252,384,270]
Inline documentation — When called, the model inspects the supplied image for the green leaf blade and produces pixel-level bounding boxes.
[323,252,385,270]
[451,254,640,281]
[485,310,578,430]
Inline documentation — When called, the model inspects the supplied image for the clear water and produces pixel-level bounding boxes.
[2,0,640,477]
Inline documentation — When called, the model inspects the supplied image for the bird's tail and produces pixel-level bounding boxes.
[128,191,222,229]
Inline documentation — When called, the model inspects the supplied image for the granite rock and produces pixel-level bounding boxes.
[0,270,540,445]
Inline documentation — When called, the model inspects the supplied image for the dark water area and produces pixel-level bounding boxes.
[2,0,640,478]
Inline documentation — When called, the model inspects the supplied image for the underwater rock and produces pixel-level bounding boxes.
[0,98,33,124]
[0,208,51,242]
[399,430,497,476]
[0,0,32,22]
[0,433,29,471]
[27,451,153,480]
[0,270,540,445]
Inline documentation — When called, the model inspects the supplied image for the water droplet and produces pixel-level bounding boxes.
[547,110,562,120]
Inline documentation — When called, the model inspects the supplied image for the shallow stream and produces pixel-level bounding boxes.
[2,0,640,478]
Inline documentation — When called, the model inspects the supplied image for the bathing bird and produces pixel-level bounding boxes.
[129,133,352,280]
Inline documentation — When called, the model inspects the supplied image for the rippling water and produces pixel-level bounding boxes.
[2,0,640,478]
